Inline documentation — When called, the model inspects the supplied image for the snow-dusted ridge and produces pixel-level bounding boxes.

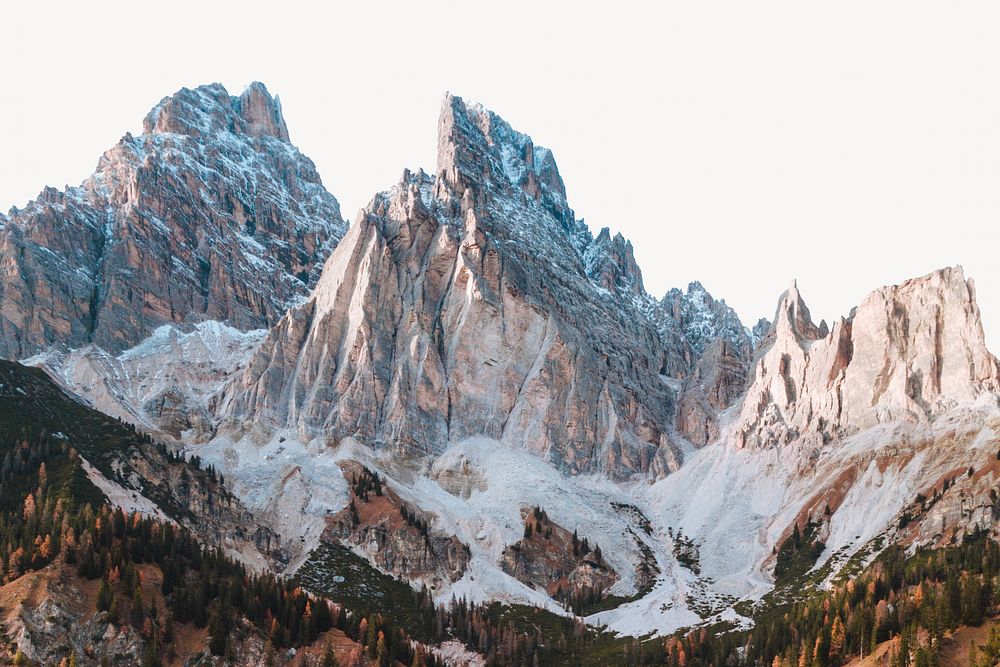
[25,321,266,438]
[0,81,346,359]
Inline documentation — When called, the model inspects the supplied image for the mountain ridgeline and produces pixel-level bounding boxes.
[216,93,755,478]
[0,81,998,666]
[0,83,345,358]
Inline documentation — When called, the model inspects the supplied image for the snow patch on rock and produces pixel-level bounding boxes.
[80,457,173,523]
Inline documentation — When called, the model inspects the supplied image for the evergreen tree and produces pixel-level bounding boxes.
[208,609,228,656]
[321,642,339,667]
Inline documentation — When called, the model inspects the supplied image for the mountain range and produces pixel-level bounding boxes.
[0,82,997,666]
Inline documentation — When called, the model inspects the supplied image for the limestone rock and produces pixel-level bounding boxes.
[0,82,345,358]
[661,282,755,445]
[219,94,685,479]
[584,227,644,295]
[735,266,1000,450]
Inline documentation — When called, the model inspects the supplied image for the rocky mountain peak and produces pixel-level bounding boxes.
[736,265,1000,450]
[236,81,290,141]
[750,317,772,348]
[142,82,290,142]
[221,94,682,479]
[687,280,707,293]
[661,282,751,360]
[771,279,822,343]
[847,265,999,400]
[436,93,573,229]
[0,81,344,358]
[664,281,755,446]
[583,227,644,295]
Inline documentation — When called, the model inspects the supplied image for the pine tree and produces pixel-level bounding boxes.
[208,610,228,656]
[322,642,339,667]
[961,575,984,626]
[829,616,845,661]
[97,576,113,612]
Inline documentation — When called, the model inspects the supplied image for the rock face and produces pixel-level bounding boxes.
[500,507,617,598]
[676,337,752,445]
[0,82,345,358]
[661,282,752,361]
[220,94,691,478]
[661,283,754,445]
[326,462,470,588]
[735,267,1000,450]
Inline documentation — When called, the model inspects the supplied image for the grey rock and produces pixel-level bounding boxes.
[0,82,345,358]
[219,94,687,479]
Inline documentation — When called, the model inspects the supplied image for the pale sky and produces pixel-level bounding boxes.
[3,2,999,350]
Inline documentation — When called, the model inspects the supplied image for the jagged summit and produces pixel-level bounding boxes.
[220,93,686,479]
[436,93,575,232]
[770,278,822,342]
[431,94,755,382]
[143,81,290,142]
[583,227,644,294]
[662,281,752,360]
[0,81,345,358]
[736,265,1000,449]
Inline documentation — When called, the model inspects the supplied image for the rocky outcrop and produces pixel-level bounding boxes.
[0,82,345,358]
[500,507,617,597]
[661,282,755,445]
[735,267,1000,450]
[326,463,469,588]
[219,94,684,479]
[0,560,147,665]
[584,228,644,295]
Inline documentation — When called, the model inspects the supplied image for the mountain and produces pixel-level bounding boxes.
[638,267,1000,633]
[0,82,346,359]
[736,268,999,450]
[2,82,999,666]
[217,93,697,480]
[204,92,999,637]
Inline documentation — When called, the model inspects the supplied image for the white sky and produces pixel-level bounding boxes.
[3,2,999,350]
